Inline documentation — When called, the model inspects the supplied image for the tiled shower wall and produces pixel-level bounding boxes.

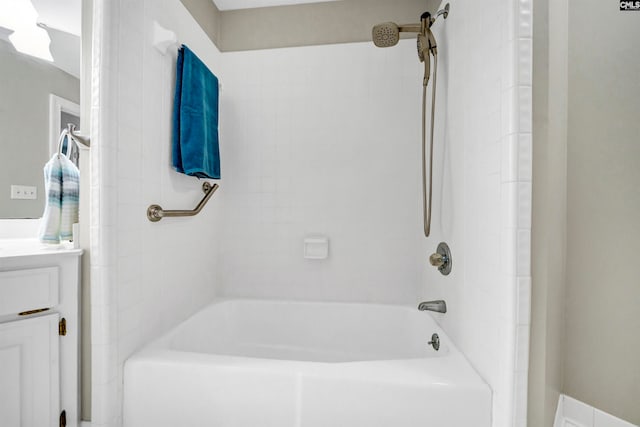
[419,1,533,426]
[218,41,425,303]
[90,0,223,425]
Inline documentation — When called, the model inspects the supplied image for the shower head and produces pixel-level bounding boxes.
[417,33,428,62]
[371,22,422,48]
[372,22,400,47]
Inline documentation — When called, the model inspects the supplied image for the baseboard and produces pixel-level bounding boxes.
[554,395,637,427]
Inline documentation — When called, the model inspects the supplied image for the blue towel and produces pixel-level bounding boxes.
[38,154,80,244]
[172,45,220,179]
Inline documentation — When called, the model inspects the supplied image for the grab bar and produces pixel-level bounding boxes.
[147,182,219,222]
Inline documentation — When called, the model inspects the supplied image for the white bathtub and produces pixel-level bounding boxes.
[123,299,491,427]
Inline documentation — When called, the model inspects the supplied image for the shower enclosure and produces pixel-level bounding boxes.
[88,1,533,426]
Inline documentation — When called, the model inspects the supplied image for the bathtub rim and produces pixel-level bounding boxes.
[127,297,491,392]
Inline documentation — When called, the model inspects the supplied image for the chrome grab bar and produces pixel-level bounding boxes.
[147,182,219,222]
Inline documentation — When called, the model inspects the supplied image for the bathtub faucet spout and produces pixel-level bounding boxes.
[418,300,447,313]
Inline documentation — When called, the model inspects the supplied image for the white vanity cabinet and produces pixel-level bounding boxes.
[0,242,82,427]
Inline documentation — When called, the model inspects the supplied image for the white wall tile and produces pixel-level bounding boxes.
[518,38,533,86]
[218,41,424,305]
[564,395,596,427]
[517,133,533,182]
[517,229,531,276]
[517,277,531,325]
[518,86,533,133]
[554,395,638,427]
[91,0,223,425]
[518,0,533,38]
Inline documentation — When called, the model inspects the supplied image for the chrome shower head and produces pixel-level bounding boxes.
[372,22,400,47]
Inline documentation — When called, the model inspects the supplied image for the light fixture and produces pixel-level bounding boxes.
[0,0,53,62]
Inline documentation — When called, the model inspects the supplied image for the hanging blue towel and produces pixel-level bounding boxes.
[38,154,80,244]
[172,44,220,179]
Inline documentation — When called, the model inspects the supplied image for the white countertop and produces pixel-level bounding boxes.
[0,238,83,259]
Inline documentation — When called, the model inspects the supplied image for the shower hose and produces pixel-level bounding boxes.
[422,53,437,237]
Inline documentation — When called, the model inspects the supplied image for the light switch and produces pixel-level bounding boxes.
[11,185,37,200]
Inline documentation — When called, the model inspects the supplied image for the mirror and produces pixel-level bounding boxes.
[0,0,81,218]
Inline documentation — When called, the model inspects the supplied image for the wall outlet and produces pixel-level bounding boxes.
[11,185,37,200]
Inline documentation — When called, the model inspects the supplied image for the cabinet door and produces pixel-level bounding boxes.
[0,314,60,427]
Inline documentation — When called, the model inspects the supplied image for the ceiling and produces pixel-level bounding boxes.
[212,0,340,11]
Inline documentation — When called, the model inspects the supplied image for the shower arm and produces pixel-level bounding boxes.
[397,24,422,33]
[429,4,450,27]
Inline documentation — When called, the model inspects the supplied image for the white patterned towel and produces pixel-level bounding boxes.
[38,154,80,244]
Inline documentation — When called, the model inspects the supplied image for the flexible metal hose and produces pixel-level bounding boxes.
[422,53,438,237]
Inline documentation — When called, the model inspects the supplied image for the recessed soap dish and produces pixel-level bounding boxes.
[304,236,329,260]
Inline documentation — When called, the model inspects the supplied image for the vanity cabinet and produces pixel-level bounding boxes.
[0,314,60,426]
[0,243,82,427]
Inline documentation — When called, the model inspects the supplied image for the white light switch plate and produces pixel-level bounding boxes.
[11,185,37,200]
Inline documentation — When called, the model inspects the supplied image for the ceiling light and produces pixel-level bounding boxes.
[9,26,53,61]
[0,0,53,61]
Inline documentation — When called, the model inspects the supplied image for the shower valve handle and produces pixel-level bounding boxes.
[429,242,452,276]
[429,253,446,267]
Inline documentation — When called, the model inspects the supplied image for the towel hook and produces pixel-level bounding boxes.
[66,123,90,148]
[57,123,90,157]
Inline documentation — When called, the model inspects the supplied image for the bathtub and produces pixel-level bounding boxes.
[123,299,491,427]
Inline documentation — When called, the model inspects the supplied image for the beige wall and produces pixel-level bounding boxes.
[563,0,640,423]
[180,0,222,46]
[181,0,439,52]
[220,0,438,51]
[531,0,640,425]
[529,0,568,424]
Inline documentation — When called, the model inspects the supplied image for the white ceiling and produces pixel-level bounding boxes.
[213,0,340,11]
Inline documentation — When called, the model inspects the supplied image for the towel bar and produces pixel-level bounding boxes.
[147,182,219,222]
